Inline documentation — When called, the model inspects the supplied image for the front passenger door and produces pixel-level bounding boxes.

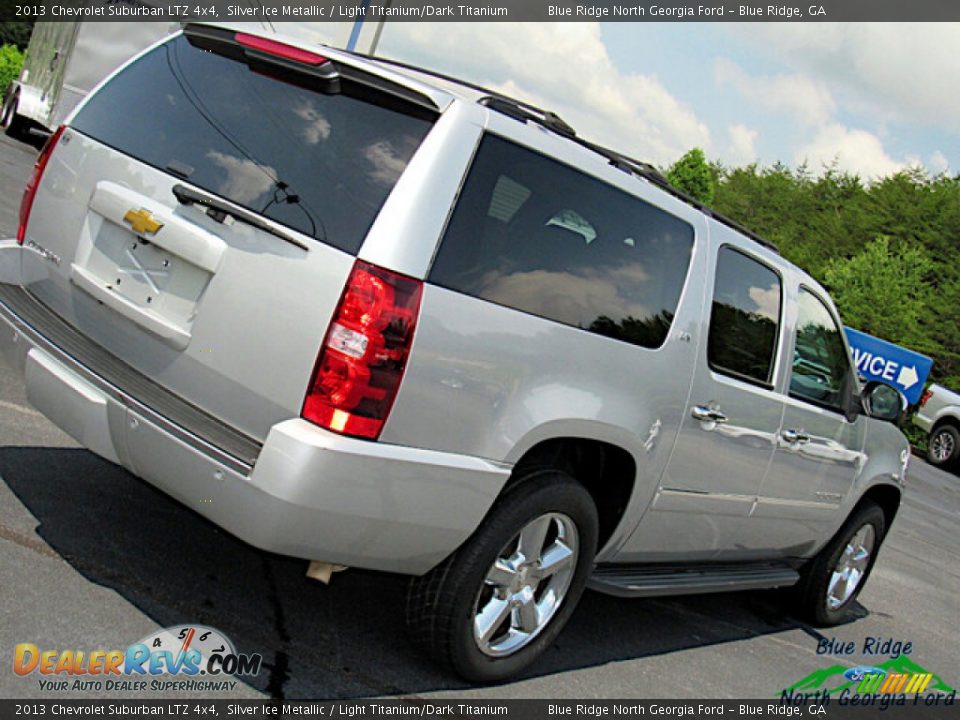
[755,287,866,553]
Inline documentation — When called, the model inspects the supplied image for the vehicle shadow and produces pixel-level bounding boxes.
[0,446,861,699]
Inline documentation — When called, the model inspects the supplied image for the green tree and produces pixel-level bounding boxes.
[823,237,937,355]
[666,148,715,205]
[0,43,22,95]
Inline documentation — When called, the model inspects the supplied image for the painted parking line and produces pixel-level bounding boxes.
[0,399,42,417]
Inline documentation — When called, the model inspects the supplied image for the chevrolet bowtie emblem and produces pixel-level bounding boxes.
[123,208,163,236]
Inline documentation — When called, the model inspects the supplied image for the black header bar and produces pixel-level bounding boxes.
[2,0,960,22]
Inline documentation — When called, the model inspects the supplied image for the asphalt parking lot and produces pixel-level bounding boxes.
[0,131,958,701]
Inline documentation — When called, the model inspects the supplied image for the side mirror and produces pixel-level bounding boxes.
[862,382,906,423]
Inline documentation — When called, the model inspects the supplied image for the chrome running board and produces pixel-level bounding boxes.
[588,562,800,598]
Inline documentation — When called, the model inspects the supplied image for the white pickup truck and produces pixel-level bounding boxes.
[915,383,960,470]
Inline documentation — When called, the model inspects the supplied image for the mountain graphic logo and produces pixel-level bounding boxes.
[783,656,955,695]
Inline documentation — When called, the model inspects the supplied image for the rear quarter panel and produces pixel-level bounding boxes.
[381,118,710,557]
[916,385,960,433]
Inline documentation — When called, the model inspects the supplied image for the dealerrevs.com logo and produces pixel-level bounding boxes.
[13,624,262,692]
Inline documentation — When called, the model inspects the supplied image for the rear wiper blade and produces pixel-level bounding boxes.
[172,184,310,252]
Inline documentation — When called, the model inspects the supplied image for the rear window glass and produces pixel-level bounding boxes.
[71,34,434,254]
[429,135,695,349]
[707,246,782,386]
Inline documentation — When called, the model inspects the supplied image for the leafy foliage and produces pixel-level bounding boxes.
[0,43,23,95]
[700,161,960,388]
[666,148,715,204]
[823,238,935,353]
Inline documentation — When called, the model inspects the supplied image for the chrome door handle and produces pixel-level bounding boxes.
[782,429,811,444]
[691,405,728,423]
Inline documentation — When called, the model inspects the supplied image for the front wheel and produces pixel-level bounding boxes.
[793,500,886,626]
[406,471,598,682]
[927,425,960,469]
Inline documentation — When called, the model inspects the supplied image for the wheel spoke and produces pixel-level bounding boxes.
[518,516,552,561]
[828,569,849,605]
[486,559,517,587]
[538,541,574,578]
[848,568,863,590]
[851,547,870,570]
[516,596,540,633]
[475,597,511,644]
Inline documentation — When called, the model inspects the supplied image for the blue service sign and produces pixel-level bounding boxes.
[844,327,933,405]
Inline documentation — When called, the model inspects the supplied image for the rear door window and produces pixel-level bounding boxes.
[707,247,782,386]
[429,135,695,349]
[70,34,435,254]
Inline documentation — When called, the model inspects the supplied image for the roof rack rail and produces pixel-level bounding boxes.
[347,51,563,121]
[580,140,781,255]
[475,95,780,255]
[350,51,779,255]
[478,97,576,138]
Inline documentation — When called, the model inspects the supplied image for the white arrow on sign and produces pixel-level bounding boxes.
[897,365,919,390]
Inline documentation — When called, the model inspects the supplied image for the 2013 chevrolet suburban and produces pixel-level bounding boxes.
[0,24,910,682]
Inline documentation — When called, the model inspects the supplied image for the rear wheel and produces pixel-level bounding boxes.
[927,425,960,469]
[794,500,885,626]
[406,471,598,682]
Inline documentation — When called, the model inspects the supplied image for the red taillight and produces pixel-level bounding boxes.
[17,124,66,245]
[235,33,329,66]
[302,260,423,440]
[919,389,933,408]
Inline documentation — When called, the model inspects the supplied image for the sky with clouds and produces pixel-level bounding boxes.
[281,22,958,180]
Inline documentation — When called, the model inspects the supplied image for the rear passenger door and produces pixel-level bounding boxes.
[627,236,786,561]
[755,286,866,552]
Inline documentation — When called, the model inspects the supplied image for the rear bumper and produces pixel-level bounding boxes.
[0,249,511,574]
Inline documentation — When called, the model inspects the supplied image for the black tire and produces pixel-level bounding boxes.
[794,500,886,626]
[406,470,598,683]
[927,425,960,469]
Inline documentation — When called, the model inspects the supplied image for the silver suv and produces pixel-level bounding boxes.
[0,25,910,682]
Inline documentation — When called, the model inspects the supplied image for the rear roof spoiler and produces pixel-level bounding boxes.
[183,24,440,114]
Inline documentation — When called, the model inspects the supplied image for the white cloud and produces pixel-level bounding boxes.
[725,124,759,166]
[714,57,835,127]
[292,100,331,145]
[364,140,410,186]
[378,23,710,165]
[206,151,276,204]
[748,284,780,322]
[728,23,960,134]
[795,124,904,179]
[929,151,949,176]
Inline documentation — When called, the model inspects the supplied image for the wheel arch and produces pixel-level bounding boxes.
[930,413,960,435]
[857,482,902,536]
[502,437,637,555]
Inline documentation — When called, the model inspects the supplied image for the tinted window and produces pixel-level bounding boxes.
[429,135,694,349]
[790,289,852,409]
[71,35,434,254]
[708,247,782,385]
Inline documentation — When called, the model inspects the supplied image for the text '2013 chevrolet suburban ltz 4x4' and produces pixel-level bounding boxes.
[0,25,911,682]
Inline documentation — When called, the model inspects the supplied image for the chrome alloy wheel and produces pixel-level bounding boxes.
[826,524,875,611]
[473,512,579,657]
[931,429,956,464]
